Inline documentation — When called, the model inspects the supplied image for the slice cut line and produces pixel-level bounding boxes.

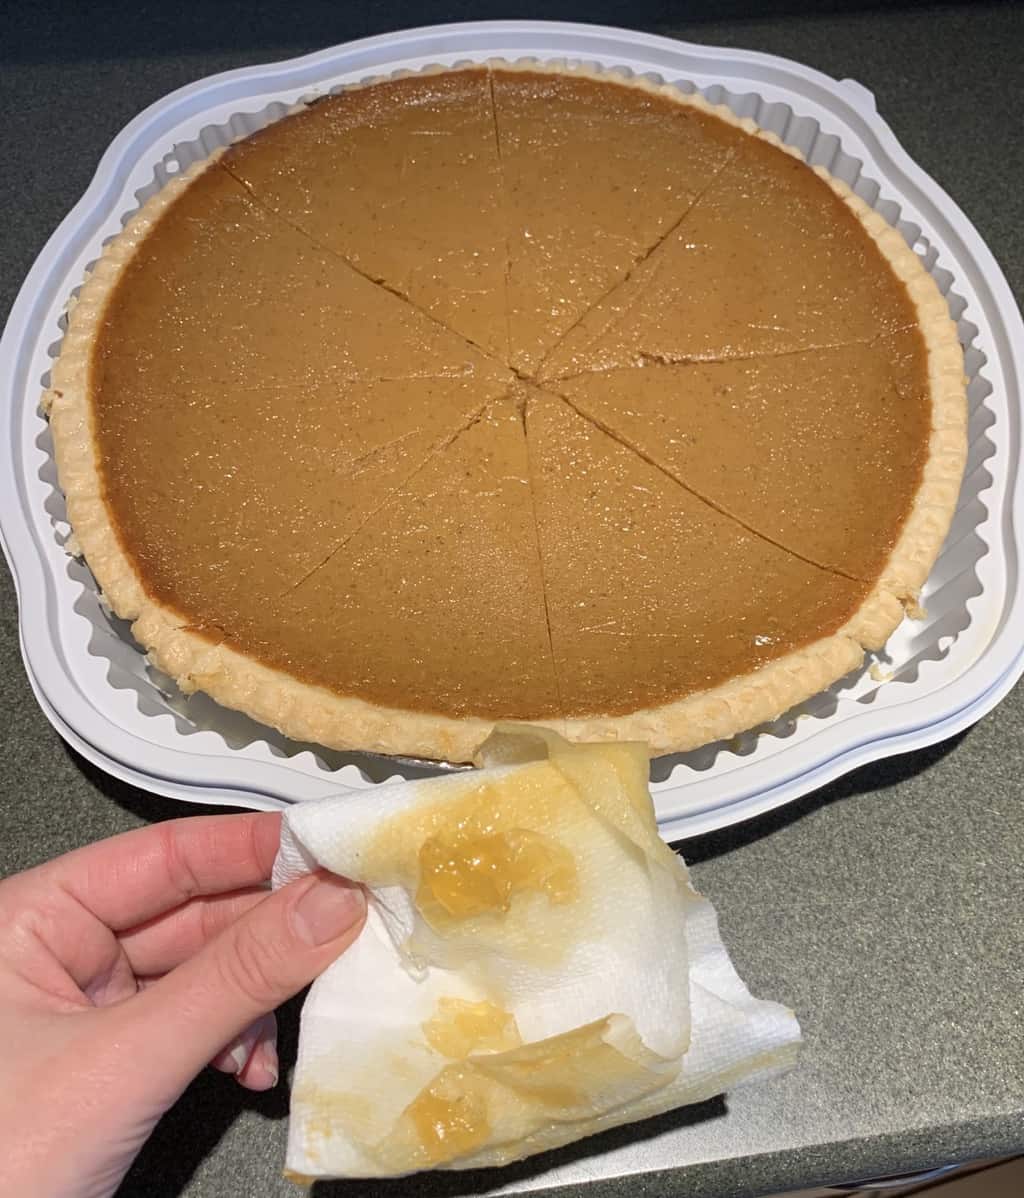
[491,67,743,376]
[229,399,565,721]
[553,329,934,582]
[524,393,871,718]
[538,135,922,382]
[97,375,515,642]
[221,68,510,362]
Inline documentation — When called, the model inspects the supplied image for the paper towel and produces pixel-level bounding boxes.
[272,725,800,1179]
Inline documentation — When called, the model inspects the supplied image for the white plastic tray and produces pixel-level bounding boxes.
[2,21,1022,841]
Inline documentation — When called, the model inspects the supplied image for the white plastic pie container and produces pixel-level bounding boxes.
[2,21,1022,841]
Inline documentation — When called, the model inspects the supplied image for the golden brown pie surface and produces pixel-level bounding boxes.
[47,63,966,761]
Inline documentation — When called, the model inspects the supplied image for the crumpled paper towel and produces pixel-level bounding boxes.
[272,725,800,1180]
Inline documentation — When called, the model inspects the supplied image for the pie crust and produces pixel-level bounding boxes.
[45,61,966,762]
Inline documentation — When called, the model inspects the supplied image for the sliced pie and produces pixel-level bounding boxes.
[46,64,966,761]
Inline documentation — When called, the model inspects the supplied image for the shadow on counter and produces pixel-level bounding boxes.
[308,1094,726,1198]
[676,727,967,864]
[115,988,302,1197]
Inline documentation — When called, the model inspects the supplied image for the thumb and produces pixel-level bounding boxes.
[123,870,365,1092]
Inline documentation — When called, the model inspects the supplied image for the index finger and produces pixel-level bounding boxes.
[32,812,282,931]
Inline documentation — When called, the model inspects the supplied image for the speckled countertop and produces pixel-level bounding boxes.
[2,3,1023,1196]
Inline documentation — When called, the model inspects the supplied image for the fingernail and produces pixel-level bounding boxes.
[214,1021,261,1075]
[260,1036,279,1088]
[293,874,365,946]
[228,1041,251,1074]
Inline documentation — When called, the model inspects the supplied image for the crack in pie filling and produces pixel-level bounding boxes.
[46,63,967,762]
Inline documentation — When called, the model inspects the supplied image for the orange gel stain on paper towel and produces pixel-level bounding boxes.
[416,807,577,925]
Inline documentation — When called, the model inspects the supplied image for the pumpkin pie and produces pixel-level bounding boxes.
[46,63,966,762]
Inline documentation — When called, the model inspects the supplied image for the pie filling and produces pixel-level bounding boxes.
[82,66,938,730]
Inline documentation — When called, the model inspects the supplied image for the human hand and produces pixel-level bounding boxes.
[0,812,365,1198]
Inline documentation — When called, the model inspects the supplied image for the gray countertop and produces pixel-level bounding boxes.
[2,3,1023,1196]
